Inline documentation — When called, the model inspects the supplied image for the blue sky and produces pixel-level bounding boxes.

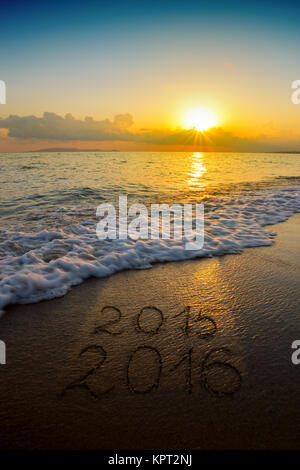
[0,0,300,151]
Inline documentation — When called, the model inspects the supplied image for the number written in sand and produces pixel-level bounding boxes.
[94,305,216,338]
[94,306,124,335]
[200,348,242,396]
[63,306,242,399]
[175,306,217,339]
[127,346,162,394]
[62,345,114,399]
[136,306,164,335]
[167,347,241,396]
[169,348,193,394]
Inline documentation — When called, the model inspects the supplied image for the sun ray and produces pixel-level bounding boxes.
[183,108,217,132]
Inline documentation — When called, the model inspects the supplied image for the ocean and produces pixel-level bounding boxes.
[1,151,300,312]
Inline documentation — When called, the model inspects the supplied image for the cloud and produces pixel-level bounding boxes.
[0,111,274,151]
[0,112,135,141]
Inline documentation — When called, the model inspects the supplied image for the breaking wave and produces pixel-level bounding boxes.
[1,186,300,314]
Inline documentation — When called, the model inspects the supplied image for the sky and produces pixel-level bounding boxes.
[0,0,300,152]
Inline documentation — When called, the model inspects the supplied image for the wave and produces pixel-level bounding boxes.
[0,186,300,314]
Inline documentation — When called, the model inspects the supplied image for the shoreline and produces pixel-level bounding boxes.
[0,214,300,449]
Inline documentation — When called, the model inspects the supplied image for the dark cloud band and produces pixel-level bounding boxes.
[0,112,270,151]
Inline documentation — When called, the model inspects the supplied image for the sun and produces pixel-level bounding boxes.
[183,107,217,132]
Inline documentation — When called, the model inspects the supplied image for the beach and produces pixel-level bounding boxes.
[2,0,300,457]
[0,214,300,449]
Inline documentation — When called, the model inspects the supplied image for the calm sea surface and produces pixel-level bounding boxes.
[1,151,300,226]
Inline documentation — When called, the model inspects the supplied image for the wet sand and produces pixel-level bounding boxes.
[0,215,300,449]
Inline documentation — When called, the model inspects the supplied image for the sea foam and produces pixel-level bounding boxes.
[0,187,300,314]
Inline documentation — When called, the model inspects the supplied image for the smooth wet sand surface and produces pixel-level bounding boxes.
[0,215,300,449]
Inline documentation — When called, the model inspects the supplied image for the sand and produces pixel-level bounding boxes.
[0,215,300,449]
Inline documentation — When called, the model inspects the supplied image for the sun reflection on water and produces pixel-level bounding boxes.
[188,152,207,188]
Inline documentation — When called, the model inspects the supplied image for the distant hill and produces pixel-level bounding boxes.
[272,151,300,154]
[24,147,119,153]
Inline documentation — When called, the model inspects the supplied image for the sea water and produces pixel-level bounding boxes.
[0,151,300,312]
